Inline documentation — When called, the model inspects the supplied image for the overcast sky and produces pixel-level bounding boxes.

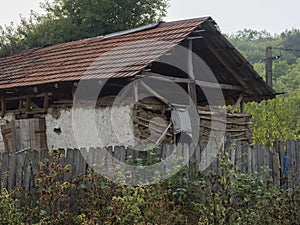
[0,0,299,34]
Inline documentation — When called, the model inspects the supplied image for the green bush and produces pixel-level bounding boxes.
[0,188,23,225]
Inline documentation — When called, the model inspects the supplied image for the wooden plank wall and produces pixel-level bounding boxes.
[1,118,48,153]
[0,140,299,192]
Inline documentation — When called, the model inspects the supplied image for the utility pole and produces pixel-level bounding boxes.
[266,46,273,88]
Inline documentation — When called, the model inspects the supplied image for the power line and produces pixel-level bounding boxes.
[272,47,300,52]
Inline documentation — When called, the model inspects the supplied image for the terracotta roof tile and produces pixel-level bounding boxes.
[0,17,208,89]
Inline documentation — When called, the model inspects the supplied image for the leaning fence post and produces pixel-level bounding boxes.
[273,151,280,186]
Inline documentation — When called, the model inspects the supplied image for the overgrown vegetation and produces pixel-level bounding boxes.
[227,29,300,145]
[1,150,300,224]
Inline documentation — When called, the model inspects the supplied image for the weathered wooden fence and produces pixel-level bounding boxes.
[0,140,299,192]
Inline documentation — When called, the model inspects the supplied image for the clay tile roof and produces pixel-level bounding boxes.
[0,17,209,89]
[0,16,277,102]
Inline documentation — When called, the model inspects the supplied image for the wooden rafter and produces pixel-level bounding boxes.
[43,92,49,112]
[1,92,53,115]
[26,96,31,112]
[203,38,255,95]
[141,72,244,91]
[3,92,53,102]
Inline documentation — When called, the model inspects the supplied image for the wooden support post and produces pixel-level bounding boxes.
[1,96,6,117]
[133,82,139,118]
[43,92,49,113]
[240,98,245,113]
[187,40,199,143]
[72,83,77,99]
[187,39,197,105]
[134,82,139,103]
[230,93,244,113]
[26,96,31,112]
[18,100,22,111]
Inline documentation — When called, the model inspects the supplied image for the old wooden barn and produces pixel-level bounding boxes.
[0,17,277,153]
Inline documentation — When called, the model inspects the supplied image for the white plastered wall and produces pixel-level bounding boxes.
[0,106,134,152]
[45,106,134,150]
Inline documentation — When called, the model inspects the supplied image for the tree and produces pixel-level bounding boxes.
[227,29,300,144]
[227,29,300,64]
[0,0,169,56]
[245,96,300,146]
[282,29,300,58]
[275,58,300,94]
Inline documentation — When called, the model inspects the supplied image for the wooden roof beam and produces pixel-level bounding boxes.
[3,92,53,102]
[140,72,244,91]
[203,38,255,96]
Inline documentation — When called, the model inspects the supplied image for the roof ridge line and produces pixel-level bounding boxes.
[102,22,161,40]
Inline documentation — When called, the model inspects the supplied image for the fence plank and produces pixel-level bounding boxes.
[263,146,270,175]
[273,152,280,185]
[296,140,300,186]
[257,145,264,172]
[78,148,87,175]
[23,151,32,193]
[114,146,125,162]
[247,146,252,173]
[1,140,300,192]
[105,146,113,175]
[1,153,9,189]
[189,144,196,164]
[252,146,258,173]
[31,150,39,179]
[39,149,49,162]
[279,141,285,181]
[87,147,95,171]
[16,151,26,188]
[235,141,242,171]
[7,153,16,190]
[66,149,75,177]
[73,149,81,176]
[230,142,236,165]
[195,144,201,165]
[242,145,248,173]
[183,143,190,166]
[287,140,296,188]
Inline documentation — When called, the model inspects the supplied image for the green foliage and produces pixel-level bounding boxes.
[227,29,299,64]
[276,58,300,94]
[0,188,23,225]
[245,96,300,146]
[227,29,281,63]
[0,0,169,56]
[228,29,300,144]
[249,58,300,146]
[1,150,300,224]
[106,184,179,224]
[40,0,169,39]
[282,29,300,58]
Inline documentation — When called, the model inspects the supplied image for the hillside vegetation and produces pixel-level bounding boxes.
[227,29,300,145]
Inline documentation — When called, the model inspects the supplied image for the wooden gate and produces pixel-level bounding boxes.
[1,118,47,153]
